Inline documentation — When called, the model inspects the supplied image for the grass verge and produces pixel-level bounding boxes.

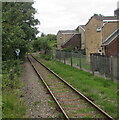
[2,60,26,118]
[34,55,118,118]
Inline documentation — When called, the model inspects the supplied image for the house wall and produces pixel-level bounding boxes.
[85,17,103,62]
[105,36,119,56]
[78,27,85,49]
[57,31,74,49]
[85,17,118,62]
[57,32,63,49]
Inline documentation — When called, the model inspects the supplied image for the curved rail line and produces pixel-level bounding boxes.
[28,54,114,120]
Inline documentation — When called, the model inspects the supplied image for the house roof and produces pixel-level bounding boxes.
[86,15,118,25]
[94,16,117,21]
[58,30,79,34]
[80,25,86,29]
[76,25,86,32]
[102,28,119,46]
[103,16,118,20]
[79,25,86,31]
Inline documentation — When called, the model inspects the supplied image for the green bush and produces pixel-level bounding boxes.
[62,47,74,52]
[40,54,51,60]
[2,59,26,118]
[32,37,51,52]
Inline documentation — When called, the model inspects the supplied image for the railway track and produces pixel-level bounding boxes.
[27,55,114,119]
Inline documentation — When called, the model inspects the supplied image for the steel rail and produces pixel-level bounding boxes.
[31,54,114,120]
[27,56,69,120]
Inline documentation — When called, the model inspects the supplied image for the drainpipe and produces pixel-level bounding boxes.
[101,22,108,55]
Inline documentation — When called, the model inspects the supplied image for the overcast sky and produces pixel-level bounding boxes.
[33,0,118,36]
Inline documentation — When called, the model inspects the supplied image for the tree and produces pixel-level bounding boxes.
[32,33,57,52]
[41,33,46,37]
[46,34,57,48]
[32,37,51,52]
[2,2,40,60]
[46,34,56,41]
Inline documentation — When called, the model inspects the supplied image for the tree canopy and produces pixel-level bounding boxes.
[32,37,51,52]
[2,2,40,60]
[32,34,57,52]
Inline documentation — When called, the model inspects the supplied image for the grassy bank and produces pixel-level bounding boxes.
[2,60,26,118]
[0,74,2,119]
[35,55,118,118]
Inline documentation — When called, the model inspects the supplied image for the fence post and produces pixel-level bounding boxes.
[79,53,82,69]
[95,55,98,71]
[51,50,53,59]
[64,52,66,64]
[117,56,119,81]
[71,52,73,66]
[90,54,94,75]
[53,50,55,60]
[59,50,61,61]
[110,56,113,81]
[104,56,107,78]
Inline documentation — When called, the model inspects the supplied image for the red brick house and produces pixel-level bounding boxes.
[85,14,119,62]
[102,29,119,56]
[61,34,81,49]
[76,25,86,49]
[57,30,81,50]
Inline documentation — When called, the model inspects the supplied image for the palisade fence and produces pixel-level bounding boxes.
[45,50,119,81]
[90,54,119,81]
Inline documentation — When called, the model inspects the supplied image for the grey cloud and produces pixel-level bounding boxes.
[33,0,118,35]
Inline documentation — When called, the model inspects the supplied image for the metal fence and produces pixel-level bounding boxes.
[90,54,119,81]
[46,50,91,71]
[45,50,119,81]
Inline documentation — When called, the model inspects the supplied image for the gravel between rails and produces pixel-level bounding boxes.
[21,58,61,118]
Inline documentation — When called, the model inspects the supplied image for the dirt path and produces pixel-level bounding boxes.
[21,58,60,118]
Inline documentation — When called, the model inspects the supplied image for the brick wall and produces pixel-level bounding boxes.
[78,27,85,49]
[57,32,74,49]
[85,17,103,62]
[62,34,81,48]
[105,36,119,56]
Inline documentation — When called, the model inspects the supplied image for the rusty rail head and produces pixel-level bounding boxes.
[31,54,114,120]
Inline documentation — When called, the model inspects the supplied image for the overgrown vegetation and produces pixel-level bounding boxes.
[0,74,2,119]
[32,37,51,52]
[32,34,57,52]
[2,2,40,118]
[40,54,52,60]
[34,55,118,118]
[62,47,74,52]
[62,47,86,54]
[2,60,26,118]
